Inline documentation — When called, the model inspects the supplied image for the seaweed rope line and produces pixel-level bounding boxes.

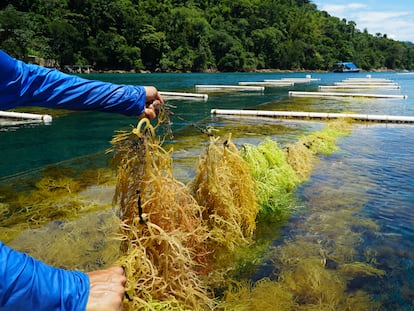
[164,102,214,137]
[121,117,153,302]
[0,150,106,183]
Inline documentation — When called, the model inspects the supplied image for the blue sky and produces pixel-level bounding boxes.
[313,1,414,43]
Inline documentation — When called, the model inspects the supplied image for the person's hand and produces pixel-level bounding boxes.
[86,266,126,311]
[141,86,164,119]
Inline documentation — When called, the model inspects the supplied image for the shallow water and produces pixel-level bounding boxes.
[295,123,414,309]
[2,71,414,309]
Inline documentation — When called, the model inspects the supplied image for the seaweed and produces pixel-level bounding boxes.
[286,119,352,179]
[190,135,259,250]
[0,173,111,243]
[110,117,214,310]
[240,138,301,217]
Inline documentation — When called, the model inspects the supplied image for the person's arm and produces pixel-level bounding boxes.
[0,242,126,311]
[0,50,162,117]
[0,241,89,310]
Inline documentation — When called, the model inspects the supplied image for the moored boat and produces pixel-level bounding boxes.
[332,62,360,73]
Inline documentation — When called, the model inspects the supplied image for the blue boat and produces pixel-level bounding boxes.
[332,61,360,73]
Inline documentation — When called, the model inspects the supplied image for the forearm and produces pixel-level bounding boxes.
[0,242,89,311]
[0,50,146,116]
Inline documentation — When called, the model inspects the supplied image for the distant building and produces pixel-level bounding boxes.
[63,65,92,74]
[27,55,59,68]
[26,55,92,73]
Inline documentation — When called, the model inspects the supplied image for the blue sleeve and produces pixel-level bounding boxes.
[0,241,89,311]
[0,50,146,116]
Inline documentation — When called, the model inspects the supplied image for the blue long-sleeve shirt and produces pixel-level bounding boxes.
[0,50,147,115]
[0,242,89,310]
[0,50,149,310]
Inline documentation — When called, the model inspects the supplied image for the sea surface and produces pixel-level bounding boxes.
[2,71,414,309]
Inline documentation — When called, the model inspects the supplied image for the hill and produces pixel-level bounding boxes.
[1,0,413,72]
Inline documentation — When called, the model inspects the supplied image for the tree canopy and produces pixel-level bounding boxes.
[1,0,413,71]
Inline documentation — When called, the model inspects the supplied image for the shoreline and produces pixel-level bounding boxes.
[81,68,401,75]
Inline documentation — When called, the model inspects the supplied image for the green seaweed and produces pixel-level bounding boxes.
[240,138,301,217]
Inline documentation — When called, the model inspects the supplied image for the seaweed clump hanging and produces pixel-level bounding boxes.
[110,111,214,309]
[189,135,260,286]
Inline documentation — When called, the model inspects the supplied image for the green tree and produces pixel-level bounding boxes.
[48,19,80,65]
[139,24,167,71]
[0,5,33,58]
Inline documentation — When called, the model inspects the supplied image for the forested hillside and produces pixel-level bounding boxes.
[1,0,414,72]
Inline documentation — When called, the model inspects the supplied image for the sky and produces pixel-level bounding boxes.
[313,0,414,43]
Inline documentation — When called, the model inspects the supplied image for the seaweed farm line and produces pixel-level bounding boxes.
[289,91,407,99]
[211,109,414,123]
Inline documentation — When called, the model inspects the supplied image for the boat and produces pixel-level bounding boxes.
[332,62,360,73]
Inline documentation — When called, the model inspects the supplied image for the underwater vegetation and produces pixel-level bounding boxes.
[223,191,384,311]
[239,119,352,219]
[284,118,352,180]
[221,120,386,311]
[8,209,121,271]
[0,164,114,243]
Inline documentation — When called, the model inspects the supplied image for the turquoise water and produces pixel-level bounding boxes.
[2,71,414,308]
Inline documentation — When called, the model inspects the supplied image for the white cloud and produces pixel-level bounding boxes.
[320,3,367,16]
[353,11,414,41]
[317,2,414,42]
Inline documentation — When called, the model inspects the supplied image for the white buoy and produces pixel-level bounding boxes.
[289,91,407,99]
[0,111,52,123]
[238,81,293,86]
[281,77,320,82]
[335,82,399,86]
[343,78,394,83]
[265,77,320,82]
[159,91,208,101]
[319,85,400,90]
[195,85,264,92]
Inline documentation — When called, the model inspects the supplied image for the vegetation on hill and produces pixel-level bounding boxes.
[1,0,413,72]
